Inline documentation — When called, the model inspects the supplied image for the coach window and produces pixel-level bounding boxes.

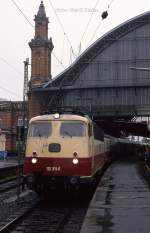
[60,121,86,137]
[28,122,52,137]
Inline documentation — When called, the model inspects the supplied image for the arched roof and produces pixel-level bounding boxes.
[44,11,150,89]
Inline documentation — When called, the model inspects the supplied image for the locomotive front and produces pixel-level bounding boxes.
[23,113,92,192]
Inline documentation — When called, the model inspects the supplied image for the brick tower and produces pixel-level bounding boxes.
[29,1,54,87]
[28,1,54,119]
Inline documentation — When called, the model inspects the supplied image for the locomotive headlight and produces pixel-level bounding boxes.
[31,157,38,164]
[54,113,60,119]
[72,158,79,165]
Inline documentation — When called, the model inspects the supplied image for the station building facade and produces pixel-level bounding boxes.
[0,101,24,156]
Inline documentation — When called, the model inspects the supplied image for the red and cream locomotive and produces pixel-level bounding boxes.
[23,113,116,194]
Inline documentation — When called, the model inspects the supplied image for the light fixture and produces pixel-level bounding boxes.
[54,113,60,119]
[72,158,79,164]
[31,157,38,164]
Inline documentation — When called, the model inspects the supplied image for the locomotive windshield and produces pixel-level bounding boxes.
[60,121,86,137]
[28,122,52,137]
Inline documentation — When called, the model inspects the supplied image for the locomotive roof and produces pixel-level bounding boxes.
[29,114,91,123]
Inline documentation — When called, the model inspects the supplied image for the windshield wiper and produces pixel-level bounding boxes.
[63,131,72,138]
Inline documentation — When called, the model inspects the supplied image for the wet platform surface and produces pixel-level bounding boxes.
[80,158,150,233]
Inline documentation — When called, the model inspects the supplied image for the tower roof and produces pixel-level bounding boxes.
[37,1,46,18]
[35,1,48,23]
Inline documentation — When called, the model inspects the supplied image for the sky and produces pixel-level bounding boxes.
[0,0,150,101]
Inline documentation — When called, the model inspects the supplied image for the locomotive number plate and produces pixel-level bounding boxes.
[46,166,61,172]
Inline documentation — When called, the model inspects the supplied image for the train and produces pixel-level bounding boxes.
[23,113,117,195]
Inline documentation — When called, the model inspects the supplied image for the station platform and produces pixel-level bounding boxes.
[0,157,20,169]
[80,158,150,233]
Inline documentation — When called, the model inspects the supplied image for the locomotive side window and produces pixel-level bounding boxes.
[60,121,86,137]
[28,122,52,137]
[88,124,92,137]
[93,123,104,141]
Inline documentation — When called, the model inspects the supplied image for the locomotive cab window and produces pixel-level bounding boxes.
[60,121,86,137]
[28,122,52,137]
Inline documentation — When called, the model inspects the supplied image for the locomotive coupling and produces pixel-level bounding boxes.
[70,177,79,185]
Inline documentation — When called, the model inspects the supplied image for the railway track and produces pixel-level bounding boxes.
[0,190,91,233]
[0,164,23,181]
[0,160,108,233]
[0,202,87,233]
[0,201,39,233]
[0,176,23,193]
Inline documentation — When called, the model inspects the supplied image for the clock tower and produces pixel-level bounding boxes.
[29,1,54,87]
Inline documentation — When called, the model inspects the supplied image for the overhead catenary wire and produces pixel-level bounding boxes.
[107,0,115,9]
[79,0,101,48]
[10,0,34,28]
[60,33,66,64]
[0,57,23,77]
[0,56,24,99]
[52,52,65,69]
[0,85,21,98]
[87,0,116,47]
[48,0,76,59]
[87,19,103,47]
